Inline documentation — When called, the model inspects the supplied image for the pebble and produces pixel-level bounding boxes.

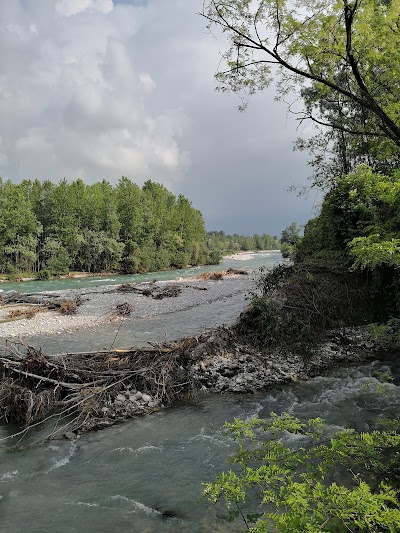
[0,276,253,338]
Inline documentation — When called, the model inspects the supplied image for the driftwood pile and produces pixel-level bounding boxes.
[0,291,82,321]
[196,268,248,281]
[117,283,182,299]
[0,335,209,447]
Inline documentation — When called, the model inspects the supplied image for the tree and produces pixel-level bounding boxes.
[0,180,42,273]
[280,222,301,246]
[293,84,400,191]
[201,0,400,148]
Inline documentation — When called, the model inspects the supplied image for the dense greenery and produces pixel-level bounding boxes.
[203,413,400,532]
[206,231,279,258]
[0,177,209,276]
[279,223,301,259]
[238,166,400,353]
[0,178,279,278]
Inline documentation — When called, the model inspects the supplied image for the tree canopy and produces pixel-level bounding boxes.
[0,178,208,276]
[202,0,400,150]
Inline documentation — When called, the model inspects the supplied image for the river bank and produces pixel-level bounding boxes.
[0,251,280,285]
[2,355,398,533]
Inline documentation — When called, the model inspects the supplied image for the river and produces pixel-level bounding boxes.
[0,251,399,532]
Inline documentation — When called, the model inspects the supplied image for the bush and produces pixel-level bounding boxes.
[236,262,374,357]
[203,414,400,532]
[37,269,52,280]
[206,249,223,265]
[59,300,77,315]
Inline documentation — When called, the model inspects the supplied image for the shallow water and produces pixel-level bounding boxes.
[0,252,281,351]
[1,357,399,532]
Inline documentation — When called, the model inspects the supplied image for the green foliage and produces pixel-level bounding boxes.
[0,177,212,276]
[349,235,400,270]
[205,231,280,259]
[202,0,400,148]
[37,269,52,281]
[298,167,400,261]
[294,166,400,321]
[368,319,400,352]
[205,249,223,265]
[280,223,301,247]
[203,414,400,532]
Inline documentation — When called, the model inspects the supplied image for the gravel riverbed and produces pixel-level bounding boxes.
[0,276,254,338]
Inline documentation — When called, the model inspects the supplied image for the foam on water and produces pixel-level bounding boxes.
[244,401,264,422]
[88,278,116,282]
[0,470,18,482]
[45,442,77,473]
[76,502,100,508]
[108,495,161,516]
[112,444,163,454]
[181,427,230,448]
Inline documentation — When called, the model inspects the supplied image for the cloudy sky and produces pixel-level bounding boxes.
[0,0,318,236]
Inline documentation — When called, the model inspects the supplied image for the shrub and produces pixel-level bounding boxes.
[203,414,400,532]
[59,300,77,315]
[37,269,52,280]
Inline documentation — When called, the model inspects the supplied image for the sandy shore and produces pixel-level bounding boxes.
[0,275,254,339]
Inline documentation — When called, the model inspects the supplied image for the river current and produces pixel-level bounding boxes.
[1,252,399,532]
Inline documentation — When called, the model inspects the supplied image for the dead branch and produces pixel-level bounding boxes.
[0,333,212,448]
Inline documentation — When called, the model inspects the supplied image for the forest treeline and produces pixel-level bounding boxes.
[0,177,279,278]
[206,231,279,258]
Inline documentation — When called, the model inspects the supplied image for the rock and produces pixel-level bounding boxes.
[235,377,243,384]
[64,431,76,440]
[148,401,156,408]
[142,394,152,403]
[129,396,137,403]
[116,394,126,403]
[133,391,143,400]
[155,506,185,519]
[222,369,235,378]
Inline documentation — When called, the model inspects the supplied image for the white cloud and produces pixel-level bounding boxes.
[0,0,190,185]
[55,0,114,17]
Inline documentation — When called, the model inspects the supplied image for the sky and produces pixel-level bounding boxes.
[0,0,319,236]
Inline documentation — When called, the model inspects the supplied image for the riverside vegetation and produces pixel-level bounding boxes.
[0,176,279,280]
[201,0,400,530]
